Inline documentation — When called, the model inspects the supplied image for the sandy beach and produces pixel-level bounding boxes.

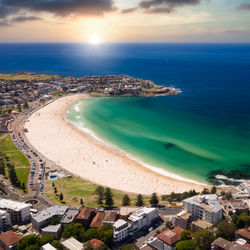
[24,95,205,195]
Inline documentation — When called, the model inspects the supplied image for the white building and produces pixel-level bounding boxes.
[183,194,222,225]
[113,219,130,243]
[0,199,30,224]
[128,207,158,233]
[31,206,68,230]
[61,237,83,250]
[41,243,57,250]
[0,210,11,231]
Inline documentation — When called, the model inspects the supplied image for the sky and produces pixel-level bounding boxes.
[0,0,250,43]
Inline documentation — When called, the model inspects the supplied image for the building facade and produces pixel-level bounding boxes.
[113,219,130,243]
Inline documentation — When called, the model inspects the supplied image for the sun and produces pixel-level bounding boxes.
[89,34,101,44]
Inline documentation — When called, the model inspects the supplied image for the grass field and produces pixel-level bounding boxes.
[15,167,30,187]
[46,176,159,207]
[0,134,30,167]
[0,73,61,81]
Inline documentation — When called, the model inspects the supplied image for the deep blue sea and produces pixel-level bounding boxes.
[1,43,250,183]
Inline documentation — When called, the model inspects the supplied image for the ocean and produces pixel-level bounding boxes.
[1,43,250,183]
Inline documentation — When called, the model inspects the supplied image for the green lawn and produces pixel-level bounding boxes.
[16,168,30,186]
[0,135,30,167]
[5,151,30,167]
[0,135,18,151]
[0,133,5,137]
[46,176,156,207]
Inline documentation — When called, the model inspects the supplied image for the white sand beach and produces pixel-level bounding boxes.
[24,95,206,195]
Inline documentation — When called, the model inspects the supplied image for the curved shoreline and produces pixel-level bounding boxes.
[24,94,206,195]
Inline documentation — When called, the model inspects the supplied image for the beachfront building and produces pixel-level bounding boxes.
[60,208,79,228]
[0,210,11,231]
[0,199,30,225]
[128,207,159,234]
[182,194,223,225]
[113,219,130,243]
[31,206,68,230]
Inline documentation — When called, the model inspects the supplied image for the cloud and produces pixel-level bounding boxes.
[121,7,137,14]
[0,0,116,19]
[0,20,10,26]
[237,3,250,11]
[122,0,202,14]
[11,16,43,23]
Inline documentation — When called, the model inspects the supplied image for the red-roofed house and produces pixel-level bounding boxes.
[0,230,21,250]
[75,207,96,228]
[84,239,105,249]
[236,227,250,242]
[90,212,105,228]
[157,227,184,249]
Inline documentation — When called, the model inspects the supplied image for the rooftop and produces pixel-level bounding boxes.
[60,209,79,224]
[212,237,246,250]
[76,207,95,220]
[184,194,222,213]
[84,239,104,249]
[129,207,155,222]
[236,228,250,240]
[157,227,183,246]
[103,211,117,223]
[62,237,83,250]
[41,224,61,233]
[192,220,213,229]
[90,211,105,228]
[119,207,139,216]
[42,243,57,250]
[0,230,21,247]
[0,199,30,212]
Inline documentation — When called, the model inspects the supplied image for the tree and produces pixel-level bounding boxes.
[7,162,20,187]
[211,186,217,194]
[59,192,63,201]
[39,235,53,246]
[84,228,99,241]
[194,229,215,250]
[54,187,57,194]
[18,103,22,112]
[105,188,114,207]
[52,182,55,187]
[0,156,6,176]
[216,219,236,241]
[136,194,144,206]
[150,192,159,207]
[202,188,210,194]
[50,217,59,225]
[51,240,63,250]
[62,223,85,241]
[16,235,41,250]
[80,198,84,206]
[95,185,105,205]
[175,240,195,250]
[180,230,192,241]
[22,183,26,192]
[122,194,130,206]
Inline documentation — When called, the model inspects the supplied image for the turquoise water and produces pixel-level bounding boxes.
[66,95,250,184]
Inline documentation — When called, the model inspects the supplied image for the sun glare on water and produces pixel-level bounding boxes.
[89,34,101,44]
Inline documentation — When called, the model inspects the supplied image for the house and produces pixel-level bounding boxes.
[182,194,223,225]
[61,237,83,250]
[83,239,105,249]
[0,230,21,250]
[211,237,248,250]
[0,210,11,231]
[113,219,130,243]
[60,209,79,228]
[41,243,57,250]
[156,227,184,249]
[129,207,159,233]
[0,199,31,225]
[236,228,250,242]
[74,207,95,228]
[102,211,118,225]
[41,224,62,239]
[90,211,105,228]
[31,206,68,230]
[191,219,213,232]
